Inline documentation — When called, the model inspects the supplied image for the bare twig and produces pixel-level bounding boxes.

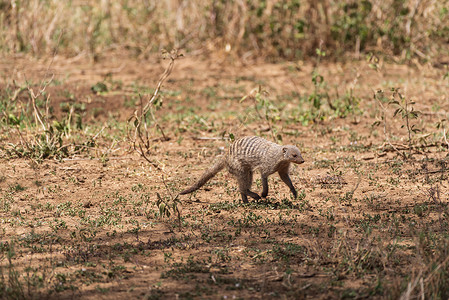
[128,49,182,169]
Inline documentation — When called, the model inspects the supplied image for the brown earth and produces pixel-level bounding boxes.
[1,53,449,299]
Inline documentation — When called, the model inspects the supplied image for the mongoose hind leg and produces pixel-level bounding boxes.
[261,176,269,198]
[278,170,298,198]
[240,191,261,203]
[236,169,260,203]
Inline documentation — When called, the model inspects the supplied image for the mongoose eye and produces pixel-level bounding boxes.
[293,154,297,157]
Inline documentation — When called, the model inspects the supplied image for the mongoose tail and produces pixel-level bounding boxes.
[179,155,226,195]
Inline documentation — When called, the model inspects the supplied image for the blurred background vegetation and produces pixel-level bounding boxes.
[0,0,448,62]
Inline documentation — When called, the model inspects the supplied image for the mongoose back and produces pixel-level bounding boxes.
[180,136,305,203]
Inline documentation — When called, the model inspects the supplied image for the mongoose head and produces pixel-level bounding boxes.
[282,146,305,164]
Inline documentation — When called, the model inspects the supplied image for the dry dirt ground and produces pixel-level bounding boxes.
[1,53,449,299]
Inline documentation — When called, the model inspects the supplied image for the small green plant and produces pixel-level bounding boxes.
[91,82,108,94]
[373,88,424,159]
[389,88,422,157]
[156,180,181,227]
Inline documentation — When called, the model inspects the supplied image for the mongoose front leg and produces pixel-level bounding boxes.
[261,176,269,198]
[278,170,298,198]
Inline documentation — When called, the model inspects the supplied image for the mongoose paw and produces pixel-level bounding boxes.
[251,194,261,200]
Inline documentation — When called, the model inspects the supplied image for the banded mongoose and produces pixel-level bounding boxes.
[180,136,305,203]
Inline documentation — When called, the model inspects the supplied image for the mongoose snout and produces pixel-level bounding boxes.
[282,146,305,165]
[180,136,305,203]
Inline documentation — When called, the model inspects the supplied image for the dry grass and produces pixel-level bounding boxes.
[1,0,448,61]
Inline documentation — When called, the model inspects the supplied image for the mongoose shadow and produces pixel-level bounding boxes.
[180,136,305,203]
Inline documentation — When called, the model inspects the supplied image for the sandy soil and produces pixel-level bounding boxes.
[1,53,449,299]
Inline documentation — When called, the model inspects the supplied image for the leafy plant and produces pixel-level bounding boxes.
[91,82,108,94]
[389,88,422,157]
[156,192,180,224]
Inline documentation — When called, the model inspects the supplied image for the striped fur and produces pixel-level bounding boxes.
[180,136,305,203]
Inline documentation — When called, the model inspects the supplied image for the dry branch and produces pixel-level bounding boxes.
[127,49,182,169]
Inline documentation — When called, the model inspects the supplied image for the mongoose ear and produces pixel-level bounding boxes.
[282,147,287,154]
